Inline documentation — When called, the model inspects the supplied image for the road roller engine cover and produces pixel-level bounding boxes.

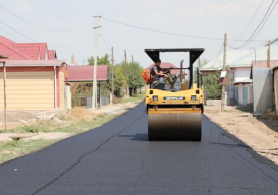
[143,48,205,141]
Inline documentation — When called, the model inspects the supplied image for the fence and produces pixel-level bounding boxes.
[72,95,110,108]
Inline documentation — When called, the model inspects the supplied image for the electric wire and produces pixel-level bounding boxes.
[101,20,112,46]
[0,27,23,42]
[252,0,278,42]
[233,0,265,43]
[211,43,224,68]
[229,0,277,49]
[0,19,92,48]
[102,17,265,42]
[0,5,84,32]
[29,0,91,23]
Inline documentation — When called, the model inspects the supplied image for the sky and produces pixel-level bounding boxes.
[0,0,277,68]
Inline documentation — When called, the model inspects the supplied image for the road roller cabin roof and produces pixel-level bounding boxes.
[145,48,205,63]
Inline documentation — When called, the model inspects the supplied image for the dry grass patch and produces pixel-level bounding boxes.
[62,107,103,122]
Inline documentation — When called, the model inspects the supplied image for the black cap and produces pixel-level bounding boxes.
[155,59,161,63]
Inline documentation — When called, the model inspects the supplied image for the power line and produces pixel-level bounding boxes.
[232,0,265,43]
[102,17,265,42]
[0,19,92,48]
[29,0,91,23]
[101,20,112,47]
[230,0,277,49]
[0,20,38,42]
[0,4,83,32]
[211,43,224,68]
[252,0,278,42]
[0,27,23,42]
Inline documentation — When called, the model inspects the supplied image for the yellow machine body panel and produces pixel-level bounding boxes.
[145,83,204,106]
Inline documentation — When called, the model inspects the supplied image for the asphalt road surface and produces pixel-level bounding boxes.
[1,103,278,195]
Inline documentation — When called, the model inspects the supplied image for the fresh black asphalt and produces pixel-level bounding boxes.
[1,103,278,195]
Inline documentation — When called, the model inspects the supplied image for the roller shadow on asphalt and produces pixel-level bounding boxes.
[117,133,148,141]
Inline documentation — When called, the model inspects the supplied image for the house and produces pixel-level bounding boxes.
[0,60,65,110]
[0,35,64,111]
[200,41,278,106]
[66,65,110,108]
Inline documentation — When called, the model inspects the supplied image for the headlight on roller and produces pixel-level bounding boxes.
[191,95,196,101]
[153,95,158,101]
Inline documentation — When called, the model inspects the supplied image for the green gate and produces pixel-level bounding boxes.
[243,87,248,105]
[235,87,238,105]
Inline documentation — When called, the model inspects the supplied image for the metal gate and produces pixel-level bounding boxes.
[235,87,239,105]
[243,87,248,105]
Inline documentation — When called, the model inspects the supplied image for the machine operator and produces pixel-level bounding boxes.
[150,59,174,88]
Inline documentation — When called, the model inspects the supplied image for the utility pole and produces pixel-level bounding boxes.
[111,47,114,105]
[3,62,7,133]
[132,55,134,63]
[198,57,201,69]
[221,33,227,112]
[267,40,270,68]
[124,50,128,95]
[92,16,101,110]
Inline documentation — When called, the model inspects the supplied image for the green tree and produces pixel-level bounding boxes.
[203,74,222,100]
[88,54,110,65]
[118,61,145,95]
[127,61,145,94]
[113,65,126,97]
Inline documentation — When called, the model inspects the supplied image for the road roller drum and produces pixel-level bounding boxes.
[148,113,202,141]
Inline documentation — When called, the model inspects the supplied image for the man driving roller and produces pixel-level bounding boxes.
[150,59,174,87]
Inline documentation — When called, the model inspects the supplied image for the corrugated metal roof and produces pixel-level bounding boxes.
[234,79,252,84]
[67,65,109,81]
[200,49,249,71]
[229,45,278,68]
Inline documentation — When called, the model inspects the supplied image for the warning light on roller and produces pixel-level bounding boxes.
[191,95,197,101]
[153,96,158,101]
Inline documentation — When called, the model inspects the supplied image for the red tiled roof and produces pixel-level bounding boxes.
[37,43,48,60]
[0,35,51,60]
[0,35,15,46]
[0,54,8,59]
[0,42,34,60]
[67,65,109,81]
[48,50,56,60]
[15,44,40,60]
[15,43,48,60]
[145,62,187,75]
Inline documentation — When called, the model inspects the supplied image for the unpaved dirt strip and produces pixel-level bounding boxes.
[204,105,278,165]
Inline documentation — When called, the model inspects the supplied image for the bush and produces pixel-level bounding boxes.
[22,126,38,133]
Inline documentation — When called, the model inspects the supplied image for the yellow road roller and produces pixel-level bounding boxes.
[144,48,204,141]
